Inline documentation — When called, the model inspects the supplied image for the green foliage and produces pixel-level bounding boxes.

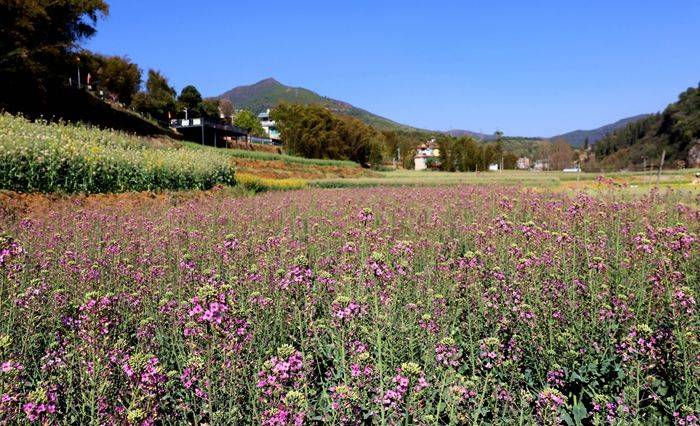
[218,78,420,132]
[437,135,503,172]
[177,85,203,114]
[200,99,221,120]
[96,54,142,105]
[271,103,383,165]
[0,114,235,193]
[593,84,700,169]
[132,70,177,122]
[552,115,650,148]
[233,110,265,136]
[0,0,109,109]
[180,142,360,167]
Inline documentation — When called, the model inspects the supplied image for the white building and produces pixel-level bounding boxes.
[414,140,440,170]
[488,163,499,171]
[258,109,280,139]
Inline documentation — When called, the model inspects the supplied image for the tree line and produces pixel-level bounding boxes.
[271,104,384,166]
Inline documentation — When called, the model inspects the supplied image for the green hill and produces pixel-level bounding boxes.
[217,78,420,132]
[592,83,700,169]
[551,114,650,147]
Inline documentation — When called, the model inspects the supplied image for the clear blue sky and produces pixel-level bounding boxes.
[86,0,700,136]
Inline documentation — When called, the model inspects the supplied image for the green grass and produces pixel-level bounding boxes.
[311,168,700,190]
[181,141,360,168]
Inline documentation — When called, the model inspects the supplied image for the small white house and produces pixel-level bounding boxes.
[488,163,499,171]
[414,140,440,170]
[258,109,280,139]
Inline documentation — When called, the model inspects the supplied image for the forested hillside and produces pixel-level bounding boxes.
[218,78,418,132]
[592,84,700,169]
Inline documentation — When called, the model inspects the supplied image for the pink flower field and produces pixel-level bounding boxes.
[0,186,698,424]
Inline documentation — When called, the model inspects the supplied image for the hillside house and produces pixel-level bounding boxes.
[258,109,280,139]
[414,139,440,170]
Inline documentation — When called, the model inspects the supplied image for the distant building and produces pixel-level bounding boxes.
[562,167,581,173]
[414,139,440,170]
[533,159,550,171]
[488,163,499,171]
[516,157,530,170]
[258,109,280,139]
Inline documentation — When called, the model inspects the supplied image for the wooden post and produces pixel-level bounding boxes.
[656,149,666,186]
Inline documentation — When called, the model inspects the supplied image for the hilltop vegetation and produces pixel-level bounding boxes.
[218,78,419,132]
[551,114,650,148]
[592,84,700,169]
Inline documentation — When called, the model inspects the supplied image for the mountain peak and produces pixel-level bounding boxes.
[255,77,283,86]
[216,79,417,132]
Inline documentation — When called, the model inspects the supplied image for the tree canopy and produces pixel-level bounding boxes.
[177,85,203,115]
[0,0,109,107]
[271,103,383,166]
[97,55,141,105]
[233,110,265,137]
[131,70,177,122]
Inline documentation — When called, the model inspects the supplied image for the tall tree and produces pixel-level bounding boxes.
[219,98,234,122]
[200,99,221,121]
[234,110,265,136]
[177,85,202,116]
[132,69,176,122]
[0,0,109,107]
[98,55,141,105]
[549,139,575,170]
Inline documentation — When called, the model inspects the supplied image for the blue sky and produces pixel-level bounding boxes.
[85,0,700,136]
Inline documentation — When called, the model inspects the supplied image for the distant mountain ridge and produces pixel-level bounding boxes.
[550,114,650,147]
[216,78,419,132]
[216,78,658,149]
[591,84,700,168]
[444,129,497,140]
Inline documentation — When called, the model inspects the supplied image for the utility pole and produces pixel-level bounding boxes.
[656,150,666,186]
[77,57,81,89]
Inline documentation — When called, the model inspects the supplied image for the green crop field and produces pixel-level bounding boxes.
[312,168,700,192]
[0,114,236,193]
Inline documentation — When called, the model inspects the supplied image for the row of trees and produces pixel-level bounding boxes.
[271,104,383,165]
[75,53,267,134]
[437,136,509,172]
[270,104,579,170]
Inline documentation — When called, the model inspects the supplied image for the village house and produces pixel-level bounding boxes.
[414,139,440,170]
[516,157,531,170]
[258,109,280,139]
